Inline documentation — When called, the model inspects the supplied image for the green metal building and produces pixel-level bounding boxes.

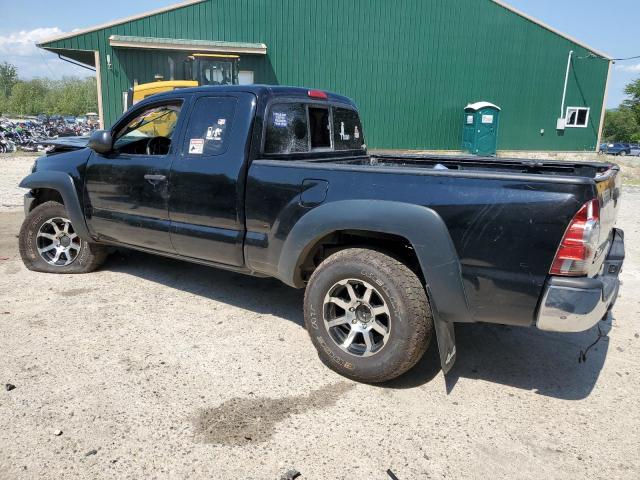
[38,0,612,152]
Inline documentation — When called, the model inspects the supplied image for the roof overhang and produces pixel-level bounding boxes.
[41,48,97,68]
[109,35,267,55]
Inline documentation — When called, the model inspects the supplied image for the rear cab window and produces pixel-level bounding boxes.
[264,100,364,156]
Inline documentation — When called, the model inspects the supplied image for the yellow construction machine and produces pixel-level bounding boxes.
[128,54,240,107]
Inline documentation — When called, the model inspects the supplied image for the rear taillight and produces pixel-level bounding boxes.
[550,199,600,276]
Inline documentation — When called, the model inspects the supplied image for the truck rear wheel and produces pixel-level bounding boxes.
[19,201,107,274]
[304,248,433,383]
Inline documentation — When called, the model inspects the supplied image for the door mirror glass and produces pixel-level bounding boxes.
[88,130,113,154]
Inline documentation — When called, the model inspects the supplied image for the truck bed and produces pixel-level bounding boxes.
[336,153,614,179]
[247,152,620,327]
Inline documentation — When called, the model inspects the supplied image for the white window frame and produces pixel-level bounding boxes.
[565,107,590,128]
[238,70,254,85]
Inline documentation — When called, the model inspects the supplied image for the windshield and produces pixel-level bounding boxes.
[198,60,237,85]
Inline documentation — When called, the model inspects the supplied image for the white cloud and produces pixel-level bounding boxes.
[0,27,65,56]
[615,62,640,73]
[0,27,92,79]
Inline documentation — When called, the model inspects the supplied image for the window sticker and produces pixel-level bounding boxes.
[339,121,351,141]
[206,126,223,141]
[274,112,287,127]
[189,138,204,154]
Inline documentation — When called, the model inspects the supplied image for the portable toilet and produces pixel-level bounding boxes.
[462,101,501,156]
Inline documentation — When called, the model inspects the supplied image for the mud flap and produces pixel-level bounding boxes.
[433,315,456,374]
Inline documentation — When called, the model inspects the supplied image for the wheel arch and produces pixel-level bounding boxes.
[278,200,472,326]
[20,171,92,241]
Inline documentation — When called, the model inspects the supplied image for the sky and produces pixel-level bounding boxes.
[0,0,638,108]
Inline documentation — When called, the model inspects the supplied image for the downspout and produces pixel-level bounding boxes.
[560,50,574,119]
[57,54,96,72]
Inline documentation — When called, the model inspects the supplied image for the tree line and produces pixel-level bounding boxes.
[0,62,98,117]
[602,77,640,143]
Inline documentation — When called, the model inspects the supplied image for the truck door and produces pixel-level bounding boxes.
[84,99,187,252]
[168,92,256,266]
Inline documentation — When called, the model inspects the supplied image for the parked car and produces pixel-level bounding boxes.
[17,85,625,383]
[599,142,631,156]
[629,143,640,156]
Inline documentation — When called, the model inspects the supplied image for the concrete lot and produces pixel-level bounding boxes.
[1,155,639,479]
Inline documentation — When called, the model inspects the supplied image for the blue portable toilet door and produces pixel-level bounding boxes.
[476,108,498,156]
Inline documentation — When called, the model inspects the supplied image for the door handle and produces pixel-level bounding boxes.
[144,174,167,184]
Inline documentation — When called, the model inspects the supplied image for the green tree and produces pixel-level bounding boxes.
[0,75,98,116]
[50,77,98,116]
[0,61,18,98]
[602,76,640,142]
[6,79,49,115]
[623,78,640,126]
[603,107,640,142]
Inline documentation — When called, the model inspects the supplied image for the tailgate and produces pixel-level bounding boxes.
[592,165,622,275]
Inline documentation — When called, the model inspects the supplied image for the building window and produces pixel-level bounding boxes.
[565,107,590,128]
[239,71,254,85]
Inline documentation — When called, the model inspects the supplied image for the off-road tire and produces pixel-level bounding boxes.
[19,201,107,273]
[304,248,433,383]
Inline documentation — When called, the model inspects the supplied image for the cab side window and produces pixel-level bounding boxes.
[113,102,182,155]
[182,97,237,156]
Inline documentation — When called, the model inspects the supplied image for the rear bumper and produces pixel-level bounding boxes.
[536,228,625,332]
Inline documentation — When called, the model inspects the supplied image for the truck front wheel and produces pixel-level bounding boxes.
[19,201,107,274]
[304,248,433,383]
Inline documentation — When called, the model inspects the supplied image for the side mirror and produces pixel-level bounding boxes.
[88,130,113,154]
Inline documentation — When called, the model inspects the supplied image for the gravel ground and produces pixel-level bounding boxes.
[1,155,639,479]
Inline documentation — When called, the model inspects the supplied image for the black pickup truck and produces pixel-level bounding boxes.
[18,85,624,383]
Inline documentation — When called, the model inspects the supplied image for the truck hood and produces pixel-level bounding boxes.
[43,136,90,153]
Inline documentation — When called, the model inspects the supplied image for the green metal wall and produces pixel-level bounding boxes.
[42,0,610,151]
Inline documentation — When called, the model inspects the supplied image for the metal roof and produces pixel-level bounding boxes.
[36,0,611,60]
[108,36,267,55]
[491,0,612,60]
[37,0,204,46]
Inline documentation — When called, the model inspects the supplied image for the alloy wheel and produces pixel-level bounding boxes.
[323,278,391,357]
[36,217,81,266]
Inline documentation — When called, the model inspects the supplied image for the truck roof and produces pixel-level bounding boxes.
[147,84,356,106]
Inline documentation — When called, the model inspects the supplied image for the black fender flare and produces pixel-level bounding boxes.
[19,171,92,241]
[279,200,470,373]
